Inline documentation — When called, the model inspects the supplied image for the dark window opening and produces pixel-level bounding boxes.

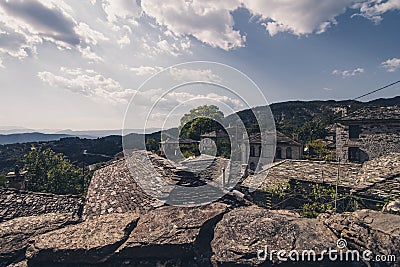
[276,147,282,159]
[249,162,256,171]
[286,147,292,159]
[348,147,360,162]
[250,146,255,157]
[349,125,360,139]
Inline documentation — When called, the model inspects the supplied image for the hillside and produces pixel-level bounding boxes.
[0,136,123,174]
[1,96,399,174]
[230,96,400,137]
[0,133,74,145]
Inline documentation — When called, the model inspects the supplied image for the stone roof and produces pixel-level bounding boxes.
[249,131,301,146]
[0,188,83,223]
[83,151,231,219]
[337,105,400,122]
[82,156,161,220]
[357,176,400,200]
[242,153,400,200]
[243,160,361,192]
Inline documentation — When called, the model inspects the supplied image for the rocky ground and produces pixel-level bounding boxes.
[1,205,399,266]
[1,151,399,266]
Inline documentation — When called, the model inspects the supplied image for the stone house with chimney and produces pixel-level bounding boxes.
[336,106,400,163]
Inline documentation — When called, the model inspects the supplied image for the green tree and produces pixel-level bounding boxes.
[179,105,224,140]
[305,140,334,160]
[297,121,328,143]
[23,148,84,195]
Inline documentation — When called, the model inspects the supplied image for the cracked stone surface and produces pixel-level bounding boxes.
[26,213,139,265]
[383,199,400,215]
[0,213,79,267]
[115,202,227,261]
[319,209,400,265]
[211,206,338,266]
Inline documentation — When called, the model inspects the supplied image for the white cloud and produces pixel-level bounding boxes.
[0,1,105,62]
[100,0,140,25]
[243,0,353,36]
[141,0,245,50]
[78,46,104,63]
[169,68,222,82]
[129,65,165,76]
[352,0,400,23]
[0,58,4,68]
[37,67,134,104]
[381,57,400,72]
[117,35,131,48]
[332,67,365,77]
[132,89,244,111]
[75,22,109,46]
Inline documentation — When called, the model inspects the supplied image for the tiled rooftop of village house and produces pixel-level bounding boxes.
[338,105,400,122]
[0,188,83,222]
[83,151,230,219]
[242,160,362,192]
[242,153,400,201]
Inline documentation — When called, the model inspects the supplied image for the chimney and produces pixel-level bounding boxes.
[292,133,299,141]
[6,165,26,190]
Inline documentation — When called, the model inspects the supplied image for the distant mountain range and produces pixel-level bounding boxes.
[0,128,161,145]
[1,96,399,145]
[0,133,74,145]
[229,96,400,129]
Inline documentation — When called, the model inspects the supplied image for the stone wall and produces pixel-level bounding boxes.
[0,188,83,223]
[336,122,400,162]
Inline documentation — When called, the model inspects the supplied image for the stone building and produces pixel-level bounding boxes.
[246,131,302,171]
[336,106,400,163]
[159,137,199,157]
[199,130,302,171]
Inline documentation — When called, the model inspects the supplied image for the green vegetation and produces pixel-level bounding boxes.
[0,136,122,174]
[179,105,231,158]
[180,105,225,140]
[0,173,6,187]
[269,180,351,218]
[180,105,224,129]
[304,140,335,161]
[23,148,92,195]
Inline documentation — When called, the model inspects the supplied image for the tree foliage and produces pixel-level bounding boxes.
[180,105,225,140]
[180,105,224,129]
[305,140,335,161]
[23,148,85,195]
[179,105,224,140]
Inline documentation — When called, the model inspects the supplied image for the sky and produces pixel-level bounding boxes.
[0,0,399,131]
